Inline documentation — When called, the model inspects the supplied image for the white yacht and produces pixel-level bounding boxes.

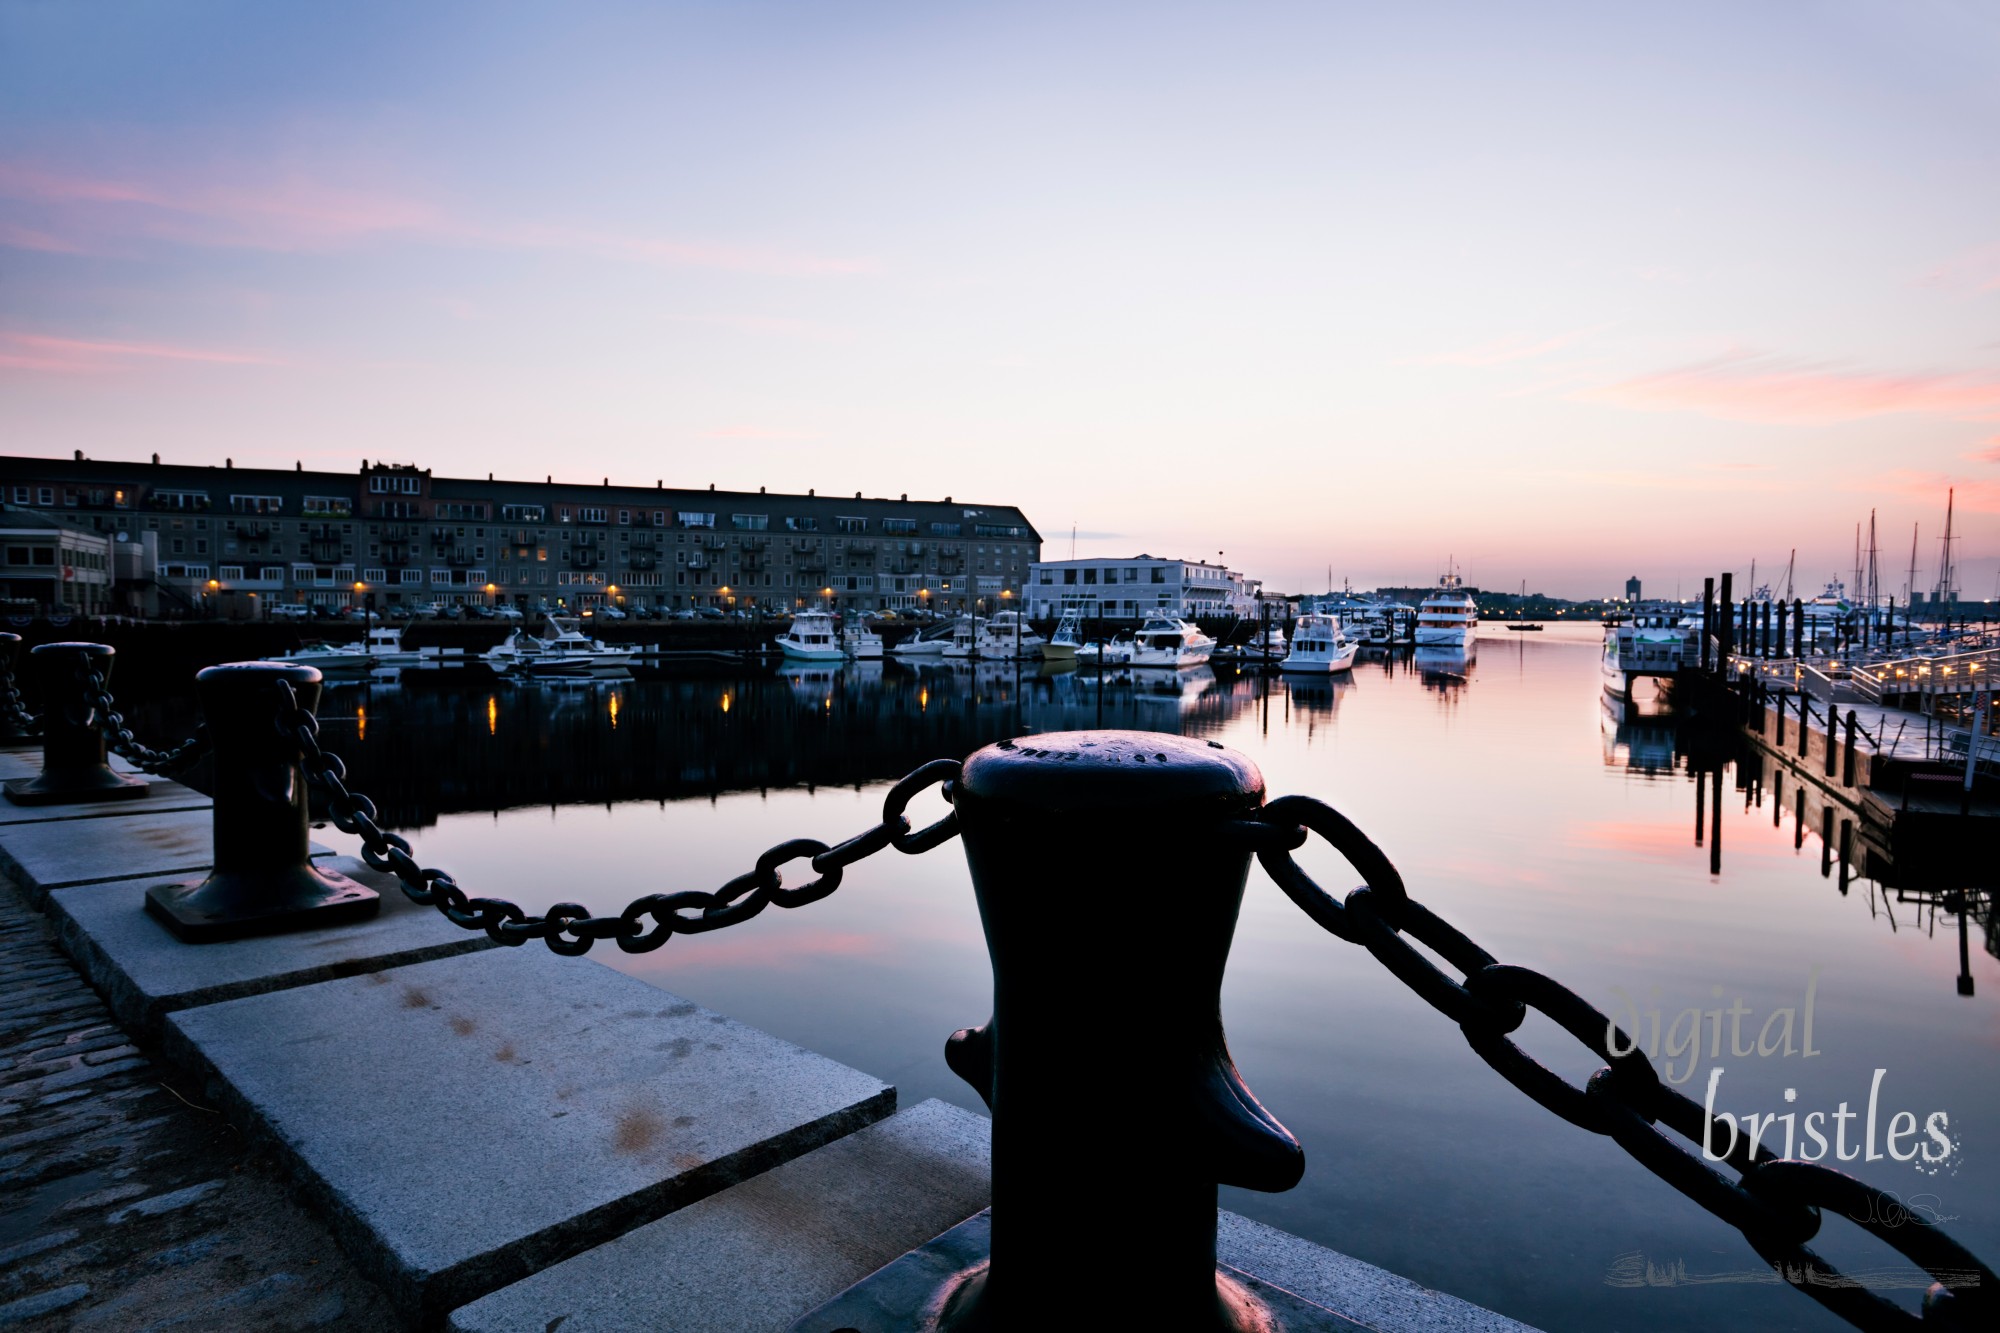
[1126,611,1215,669]
[942,616,981,660]
[776,608,844,661]
[278,626,424,678]
[1280,613,1358,673]
[1043,605,1084,663]
[484,616,635,678]
[974,610,1045,660]
[889,620,953,658]
[841,622,883,659]
[1415,570,1479,650]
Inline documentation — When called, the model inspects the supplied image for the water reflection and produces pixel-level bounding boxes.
[297,632,1995,1333]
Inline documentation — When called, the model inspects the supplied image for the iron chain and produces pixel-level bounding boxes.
[0,657,38,735]
[1254,795,1994,1333]
[274,680,960,957]
[76,663,208,775]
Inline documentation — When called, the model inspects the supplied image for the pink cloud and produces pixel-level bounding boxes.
[1870,470,2000,515]
[1588,351,2000,424]
[0,331,285,374]
[0,158,872,276]
[1972,438,2000,464]
[1920,241,2000,293]
[1415,324,1611,367]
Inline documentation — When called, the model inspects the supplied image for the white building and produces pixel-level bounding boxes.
[1026,555,1259,621]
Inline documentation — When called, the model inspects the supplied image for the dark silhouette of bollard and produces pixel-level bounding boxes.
[0,632,35,745]
[933,731,1304,1330]
[2,643,147,805]
[146,663,378,941]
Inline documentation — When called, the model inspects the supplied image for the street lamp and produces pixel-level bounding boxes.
[207,578,220,620]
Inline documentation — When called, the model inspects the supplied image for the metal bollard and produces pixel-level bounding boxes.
[0,632,34,745]
[1,643,147,805]
[939,732,1302,1329]
[145,663,378,941]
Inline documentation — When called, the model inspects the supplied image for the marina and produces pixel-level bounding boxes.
[53,619,1980,1333]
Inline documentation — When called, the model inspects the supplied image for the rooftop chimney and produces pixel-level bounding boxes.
[73,449,82,461]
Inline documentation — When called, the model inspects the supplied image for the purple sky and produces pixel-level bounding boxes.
[3,1,1996,599]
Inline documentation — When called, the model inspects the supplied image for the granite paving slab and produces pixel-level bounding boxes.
[164,947,896,1321]
[48,856,496,1035]
[447,1098,992,1333]
[0,778,208,826]
[0,807,331,907]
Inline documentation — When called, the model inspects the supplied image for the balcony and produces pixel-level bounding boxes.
[233,522,273,542]
[628,555,657,572]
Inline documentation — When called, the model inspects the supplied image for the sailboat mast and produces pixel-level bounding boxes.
[1865,510,1879,609]
[1784,549,1795,601]
[1907,523,1921,607]
[1936,488,1956,609]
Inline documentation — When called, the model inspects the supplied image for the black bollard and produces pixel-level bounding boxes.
[2,643,147,805]
[145,663,378,941]
[1793,598,1804,659]
[937,731,1302,1330]
[1700,577,1715,670]
[1775,598,1787,659]
[0,632,35,745]
[1843,709,1857,785]
[1718,572,1734,658]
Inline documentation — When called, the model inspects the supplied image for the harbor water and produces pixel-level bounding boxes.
[291,623,1996,1333]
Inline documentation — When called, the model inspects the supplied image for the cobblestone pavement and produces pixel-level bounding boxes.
[0,874,399,1331]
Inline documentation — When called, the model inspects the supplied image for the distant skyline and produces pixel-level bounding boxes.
[3,1,1996,600]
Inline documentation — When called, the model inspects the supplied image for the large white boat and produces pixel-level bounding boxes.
[841,622,883,659]
[278,626,424,678]
[974,610,1045,660]
[889,620,953,658]
[776,608,844,661]
[1415,570,1479,650]
[1126,611,1215,669]
[484,616,635,678]
[1279,613,1357,673]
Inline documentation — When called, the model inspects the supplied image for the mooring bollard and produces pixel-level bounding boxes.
[932,731,1305,1330]
[145,662,379,941]
[1,643,147,805]
[0,632,35,745]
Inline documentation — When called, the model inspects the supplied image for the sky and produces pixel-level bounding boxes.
[2,0,1997,601]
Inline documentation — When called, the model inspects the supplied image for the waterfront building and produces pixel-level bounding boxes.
[1625,575,1642,602]
[1025,555,1259,621]
[0,454,1040,617]
[0,509,117,615]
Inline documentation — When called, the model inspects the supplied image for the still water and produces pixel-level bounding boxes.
[306,625,1997,1333]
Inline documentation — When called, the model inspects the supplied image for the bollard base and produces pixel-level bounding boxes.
[144,863,380,942]
[4,768,148,806]
[787,1211,1370,1333]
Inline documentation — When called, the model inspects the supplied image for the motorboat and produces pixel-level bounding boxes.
[278,626,424,678]
[841,623,884,659]
[1415,568,1478,650]
[1126,612,1215,669]
[943,616,981,660]
[1279,613,1357,673]
[776,608,844,661]
[975,610,1045,660]
[889,620,954,658]
[1044,604,1084,663]
[484,616,635,678]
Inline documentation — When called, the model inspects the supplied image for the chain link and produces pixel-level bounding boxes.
[75,662,209,775]
[1255,795,1995,1332]
[0,655,38,736]
[274,679,960,957]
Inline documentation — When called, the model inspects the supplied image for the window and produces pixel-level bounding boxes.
[929,522,962,537]
[579,507,607,523]
[1123,568,1138,582]
[37,487,53,506]
[435,503,489,521]
[835,516,868,533]
[399,569,422,584]
[1150,568,1166,583]
[430,569,450,586]
[369,474,423,495]
[303,496,353,517]
[1083,568,1097,584]
[150,489,210,511]
[226,495,283,514]
[785,516,818,532]
[731,514,769,531]
[678,512,715,529]
[10,487,27,504]
[363,567,386,583]
[501,504,545,522]
[974,523,1028,539]
[881,518,917,535]
[617,510,630,525]
[1063,569,1077,584]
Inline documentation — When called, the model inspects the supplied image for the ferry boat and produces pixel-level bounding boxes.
[484,616,635,678]
[1415,570,1478,650]
[1126,611,1215,669]
[974,610,1046,661]
[776,608,844,661]
[278,626,424,678]
[1279,613,1358,673]
[841,622,883,660]
[1602,610,1698,698]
